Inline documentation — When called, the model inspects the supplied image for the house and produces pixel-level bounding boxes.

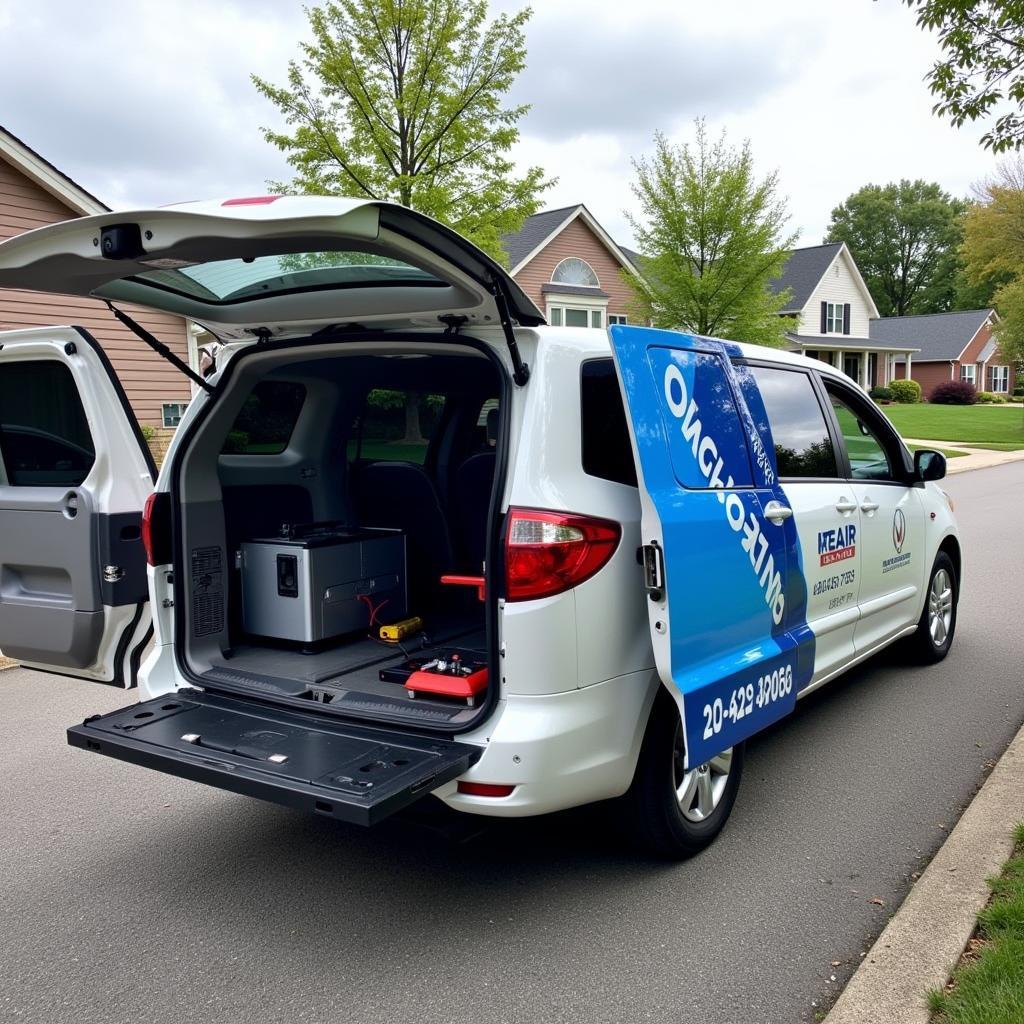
[870,309,1017,397]
[501,204,642,329]
[0,126,196,437]
[771,241,920,390]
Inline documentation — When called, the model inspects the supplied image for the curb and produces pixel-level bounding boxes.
[824,721,1024,1023]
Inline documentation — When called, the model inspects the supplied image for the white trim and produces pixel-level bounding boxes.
[510,204,649,289]
[830,243,881,320]
[0,127,107,215]
[952,309,1000,362]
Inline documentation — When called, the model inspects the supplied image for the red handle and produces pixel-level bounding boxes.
[440,574,486,601]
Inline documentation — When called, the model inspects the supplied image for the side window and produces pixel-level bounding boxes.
[581,359,637,487]
[826,385,897,481]
[349,389,447,465]
[0,360,95,486]
[223,380,306,454]
[748,365,839,479]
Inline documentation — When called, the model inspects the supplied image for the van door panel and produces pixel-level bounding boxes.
[610,328,816,768]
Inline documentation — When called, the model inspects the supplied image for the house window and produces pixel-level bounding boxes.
[988,365,1009,393]
[826,302,844,333]
[960,364,976,385]
[548,304,604,328]
[551,257,600,288]
[608,314,628,325]
[161,402,188,428]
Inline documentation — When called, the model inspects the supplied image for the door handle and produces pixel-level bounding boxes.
[835,498,858,514]
[860,499,880,514]
[763,500,793,524]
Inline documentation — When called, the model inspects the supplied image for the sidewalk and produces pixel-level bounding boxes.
[903,437,1024,475]
[825,722,1024,1023]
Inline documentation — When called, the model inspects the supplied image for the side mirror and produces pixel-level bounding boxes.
[914,448,947,482]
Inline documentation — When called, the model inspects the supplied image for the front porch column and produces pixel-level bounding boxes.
[836,350,845,379]
[858,354,868,389]
[904,351,913,379]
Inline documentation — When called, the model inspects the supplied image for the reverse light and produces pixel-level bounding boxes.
[457,781,515,798]
[504,508,621,602]
[221,195,283,206]
[141,492,172,566]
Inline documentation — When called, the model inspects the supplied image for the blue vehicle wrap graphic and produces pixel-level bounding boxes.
[610,326,816,766]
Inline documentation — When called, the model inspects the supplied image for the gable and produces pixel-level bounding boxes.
[797,245,879,337]
[772,243,843,312]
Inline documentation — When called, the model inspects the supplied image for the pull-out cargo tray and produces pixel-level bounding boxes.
[67,689,479,826]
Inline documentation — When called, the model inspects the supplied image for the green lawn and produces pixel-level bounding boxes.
[927,824,1024,1023]
[879,404,1024,449]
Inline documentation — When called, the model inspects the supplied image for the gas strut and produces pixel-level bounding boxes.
[104,300,214,395]
[488,277,530,387]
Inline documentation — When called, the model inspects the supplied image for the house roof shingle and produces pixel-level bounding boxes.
[501,205,580,269]
[769,242,843,311]
[869,309,995,361]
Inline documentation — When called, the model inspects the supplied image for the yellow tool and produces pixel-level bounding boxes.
[379,616,425,642]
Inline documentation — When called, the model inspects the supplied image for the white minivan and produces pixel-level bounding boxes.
[0,197,961,856]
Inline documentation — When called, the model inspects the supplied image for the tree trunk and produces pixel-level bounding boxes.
[402,393,424,443]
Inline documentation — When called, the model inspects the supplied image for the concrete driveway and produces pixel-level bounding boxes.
[2,463,1022,1024]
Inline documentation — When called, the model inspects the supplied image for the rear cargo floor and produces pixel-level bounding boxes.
[202,618,487,724]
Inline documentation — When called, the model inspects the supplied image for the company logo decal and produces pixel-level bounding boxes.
[892,508,906,553]
[663,362,785,624]
[818,524,857,566]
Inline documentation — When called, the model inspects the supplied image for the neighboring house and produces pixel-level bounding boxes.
[870,309,1017,398]
[0,126,196,430]
[772,242,920,390]
[501,204,642,329]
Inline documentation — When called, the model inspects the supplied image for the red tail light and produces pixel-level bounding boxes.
[141,492,172,566]
[221,195,283,206]
[504,508,621,601]
[457,781,515,798]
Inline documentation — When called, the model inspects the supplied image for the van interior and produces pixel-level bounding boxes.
[174,340,503,729]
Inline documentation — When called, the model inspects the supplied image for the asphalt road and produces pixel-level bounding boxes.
[3,462,1023,1024]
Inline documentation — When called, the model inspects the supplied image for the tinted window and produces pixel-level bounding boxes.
[749,365,838,478]
[223,380,305,454]
[581,360,637,487]
[348,389,447,465]
[828,388,895,481]
[0,360,95,486]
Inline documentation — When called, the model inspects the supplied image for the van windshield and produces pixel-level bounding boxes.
[132,250,441,304]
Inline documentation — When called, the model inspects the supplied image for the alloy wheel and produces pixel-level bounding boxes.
[928,567,953,648]
[673,724,732,822]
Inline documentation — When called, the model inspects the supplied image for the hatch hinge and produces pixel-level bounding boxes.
[438,314,468,335]
[487,277,530,386]
[104,301,214,394]
[248,326,273,344]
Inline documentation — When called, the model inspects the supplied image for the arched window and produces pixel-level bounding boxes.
[551,257,600,288]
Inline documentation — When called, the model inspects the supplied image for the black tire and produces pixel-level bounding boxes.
[623,687,744,859]
[904,551,958,664]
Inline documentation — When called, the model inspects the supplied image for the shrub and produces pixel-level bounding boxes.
[140,424,155,441]
[889,379,922,403]
[1014,384,1024,398]
[977,390,997,403]
[994,394,1008,403]
[931,380,978,405]
[869,386,893,402]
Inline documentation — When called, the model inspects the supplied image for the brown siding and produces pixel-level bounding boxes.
[893,360,952,398]
[0,157,192,425]
[513,215,638,320]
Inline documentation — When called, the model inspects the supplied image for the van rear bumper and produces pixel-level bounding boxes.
[438,669,659,817]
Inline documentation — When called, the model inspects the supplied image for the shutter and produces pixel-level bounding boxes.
[820,301,828,333]
[842,303,851,335]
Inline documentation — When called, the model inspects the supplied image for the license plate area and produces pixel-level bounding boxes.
[69,690,479,826]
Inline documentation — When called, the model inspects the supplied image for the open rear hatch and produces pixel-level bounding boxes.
[69,689,479,826]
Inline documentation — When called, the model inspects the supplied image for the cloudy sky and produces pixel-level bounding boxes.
[0,0,1004,250]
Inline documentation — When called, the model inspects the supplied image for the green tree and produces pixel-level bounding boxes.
[252,0,551,262]
[625,123,797,346]
[903,1,1024,152]
[825,181,967,316]
[962,157,1024,366]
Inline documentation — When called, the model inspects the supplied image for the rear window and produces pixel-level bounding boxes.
[581,360,637,487]
[0,360,95,486]
[134,250,441,304]
[222,381,306,454]
[349,389,447,465]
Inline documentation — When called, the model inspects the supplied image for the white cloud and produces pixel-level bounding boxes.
[0,0,1004,252]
